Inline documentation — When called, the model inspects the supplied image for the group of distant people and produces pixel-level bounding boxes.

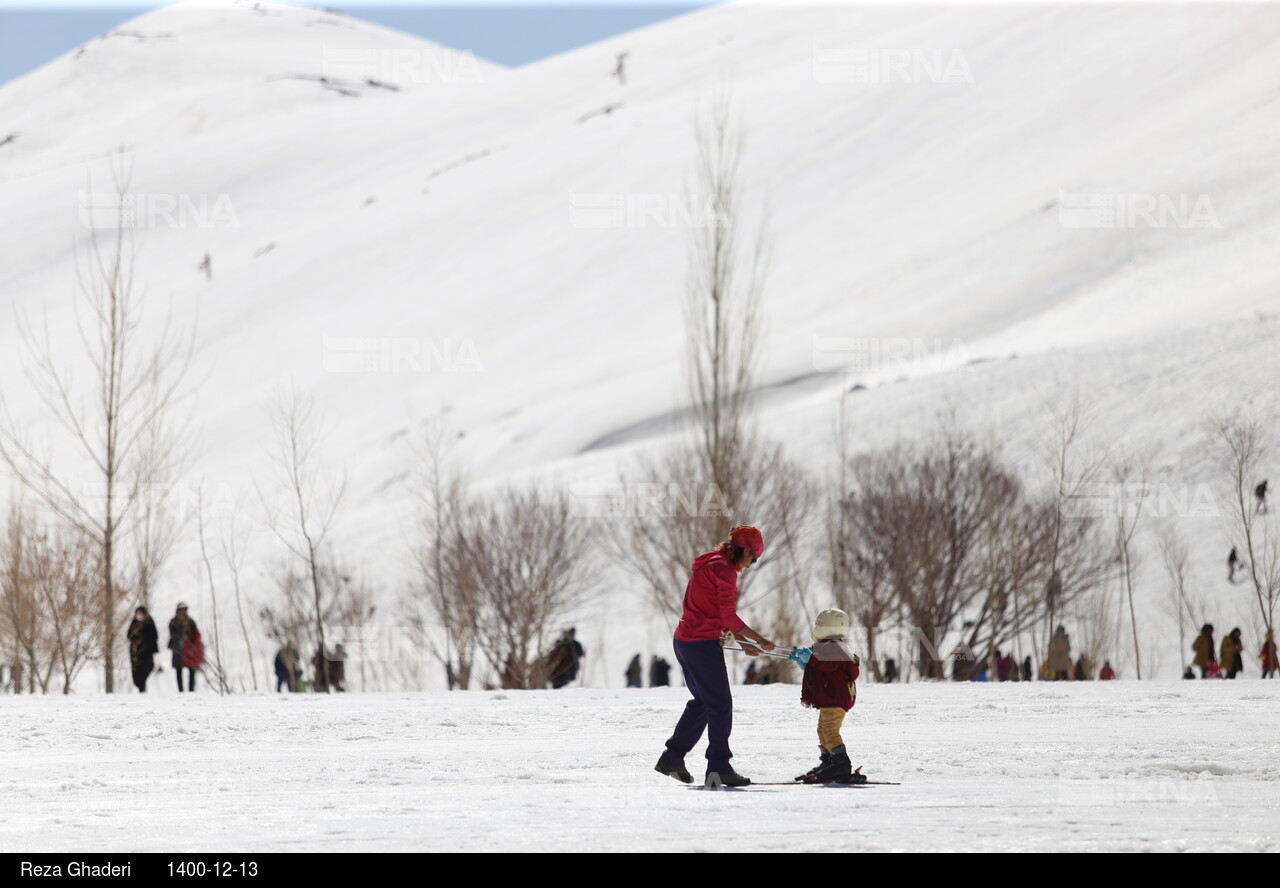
[625,654,673,688]
[1189,624,1277,679]
[273,643,346,693]
[126,603,203,693]
[876,627,1117,683]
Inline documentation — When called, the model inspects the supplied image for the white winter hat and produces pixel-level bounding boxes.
[812,608,850,641]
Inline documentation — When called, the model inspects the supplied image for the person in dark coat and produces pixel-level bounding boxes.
[127,607,160,693]
[1222,628,1245,679]
[274,645,298,692]
[1228,547,1240,583]
[547,628,585,689]
[167,603,200,692]
[649,655,671,687]
[625,654,643,688]
[330,643,347,692]
[1256,480,1269,514]
[1022,655,1033,682]
[1075,655,1090,681]
[883,657,899,683]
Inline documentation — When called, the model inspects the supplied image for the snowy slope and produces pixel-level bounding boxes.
[1,0,1279,686]
[2,684,1278,852]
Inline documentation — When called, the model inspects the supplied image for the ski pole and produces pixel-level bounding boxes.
[721,639,799,660]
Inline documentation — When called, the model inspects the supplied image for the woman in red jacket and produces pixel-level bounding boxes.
[655,525,774,787]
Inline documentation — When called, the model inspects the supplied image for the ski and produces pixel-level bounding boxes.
[746,779,899,786]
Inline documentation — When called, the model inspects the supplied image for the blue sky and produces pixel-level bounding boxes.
[0,1,715,84]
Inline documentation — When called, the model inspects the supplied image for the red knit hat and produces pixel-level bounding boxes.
[729,524,764,558]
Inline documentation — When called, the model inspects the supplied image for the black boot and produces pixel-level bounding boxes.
[705,771,751,787]
[655,761,693,784]
[794,748,831,782]
[805,745,851,784]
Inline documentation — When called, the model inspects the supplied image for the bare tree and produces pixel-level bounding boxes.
[217,509,258,691]
[616,89,775,624]
[1216,415,1280,634]
[260,389,347,693]
[0,161,194,692]
[830,424,1111,681]
[403,419,478,689]
[0,505,45,693]
[456,487,595,689]
[1035,394,1106,664]
[1155,519,1202,672]
[1110,459,1148,679]
[683,89,768,523]
[30,523,102,694]
[195,490,231,694]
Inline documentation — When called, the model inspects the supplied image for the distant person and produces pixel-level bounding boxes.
[995,650,1014,682]
[167,603,202,693]
[613,51,629,85]
[744,661,758,685]
[274,645,299,693]
[625,654,643,688]
[1192,624,1215,679]
[1075,655,1090,681]
[127,606,159,693]
[1048,626,1073,681]
[1098,661,1116,681]
[311,646,346,692]
[649,655,671,687]
[1183,666,1197,680]
[883,657,899,684]
[548,628,584,689]
[1222,628,1245,679]
[311,648,325,692]
[1256,480,1269,514]
[1228,547,1240,583]
[1021,655,1033,682]
[331,643,347,692]
[1259,630,1277,679]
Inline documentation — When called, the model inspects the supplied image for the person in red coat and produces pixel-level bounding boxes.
[168,603,203,692]
[796,608,861,784]
[1261,630,1278,679]
[655,525,774,788]
[1098,660,1116,681]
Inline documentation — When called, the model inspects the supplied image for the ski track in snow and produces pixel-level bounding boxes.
[1,683,1277,852]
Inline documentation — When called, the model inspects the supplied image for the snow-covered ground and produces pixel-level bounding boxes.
[2,682,1277,852]
[2,0,1280,690]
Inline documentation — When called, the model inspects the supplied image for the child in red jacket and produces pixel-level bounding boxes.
[794,608,862,784]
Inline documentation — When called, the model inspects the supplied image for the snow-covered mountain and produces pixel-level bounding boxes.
[2,0,1278,686]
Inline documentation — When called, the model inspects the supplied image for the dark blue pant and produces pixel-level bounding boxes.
[660,638,734,773]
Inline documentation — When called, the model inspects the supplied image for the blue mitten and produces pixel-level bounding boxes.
[789,646,813,666]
